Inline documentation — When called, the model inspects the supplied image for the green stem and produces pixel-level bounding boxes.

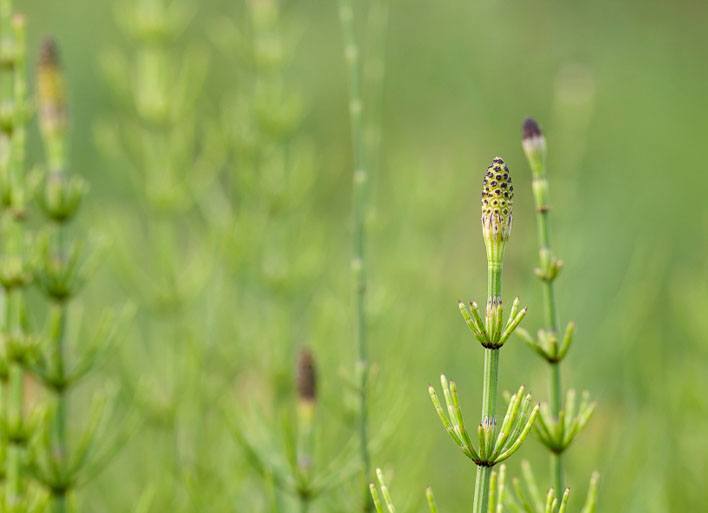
[0,0,12,105]
[473,465,492,513]
[49,299,68,513]
[298,496,310,513]
[473,263,503,513]
[337,0,372,508]
[481,349,499,429]
[5,288,23,510]
[533,172,564,494]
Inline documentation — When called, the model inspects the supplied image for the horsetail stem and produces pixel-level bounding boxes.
[34,36,96,513]
[37,36,70,513]
[522,118,564,493]
[476,157,513,513]
[0,8,32,510]
[520,118,599,504]
[425,157,533,513]
[337,0,372,508]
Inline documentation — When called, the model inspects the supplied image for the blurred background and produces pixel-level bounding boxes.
[17,0,708,511]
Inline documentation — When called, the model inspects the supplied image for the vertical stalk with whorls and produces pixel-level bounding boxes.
[34,38,75,513]
[31,37,120,513]
[98,0,222,507]
[0,8,33,510]
[525,118,564,492]
[429,157,537,513]
[337,0,372,506]
[517,118,597,501]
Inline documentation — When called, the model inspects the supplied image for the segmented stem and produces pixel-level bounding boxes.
[531,146,564,494]
[50,278,69,513]
[473,262,503,513]
[337,0,372,508]
[473,465,491,513]
[6,289,23,509]
[1,6,30,509]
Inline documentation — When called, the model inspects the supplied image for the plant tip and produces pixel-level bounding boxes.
[296,347,317,402]
[37,36,68,142]
[521,118,546,175]
[522,117,543,140]
[40,37,61,67]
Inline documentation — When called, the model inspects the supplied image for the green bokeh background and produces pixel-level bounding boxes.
[18,0,708,511]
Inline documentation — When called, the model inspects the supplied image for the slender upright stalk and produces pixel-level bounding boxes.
[471,157,515,513]
[337,0,372,507]
[49,303,68,513]
[475,258,502,511]
[0,9,31,510]
[6,288,23,508]
[522,119,563,493]
[36,37,83,513]
[537,189,563,492]
[422,158,536,513]
[473,347,498,513]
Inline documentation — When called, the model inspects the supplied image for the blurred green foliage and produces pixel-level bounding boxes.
[15,0,708,511]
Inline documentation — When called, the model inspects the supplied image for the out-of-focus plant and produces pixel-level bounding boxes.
[336,0,390,508]
[509,118,598,512]
[0,4,39,511]
[96,0,227,510]
[207,0,312,495]
[505,460,597,513]
[211,2,398,509]
[370,465,570,513]
[337,0,373,506]
[29,37,128,513]
[229,348,361,513]
[207,0,322,396]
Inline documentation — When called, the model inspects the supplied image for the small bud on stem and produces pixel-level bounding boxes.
[296,347,317,478]
[296,347,317,404]
[522,118,546,177]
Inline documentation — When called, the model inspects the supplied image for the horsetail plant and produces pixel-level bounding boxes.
[31,37,123,513]
[98,0,228,508]
[370,465,508,513]
[337,0,373,508]
[513,118,598,509]
[295,348,317,489]
[370,461,584,513]
[429,157,537,513]
[0,6,38,510]
[230,348,360,512]
[505,461,598,513]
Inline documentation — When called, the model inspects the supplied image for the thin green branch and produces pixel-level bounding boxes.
[522,119,565,493]
[337,0,372,508]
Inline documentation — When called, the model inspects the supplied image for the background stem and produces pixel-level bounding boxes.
[50,298,68,513]
[337,0,372,508]
[533,174,564,494]
[298,496,310,513]
[5,288,23,509]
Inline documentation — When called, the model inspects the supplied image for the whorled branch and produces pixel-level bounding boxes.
[429,376,539,467]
